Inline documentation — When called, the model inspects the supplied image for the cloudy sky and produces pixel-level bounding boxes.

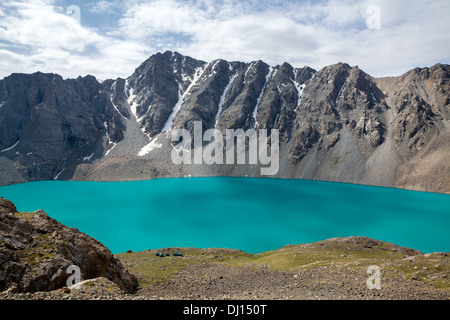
[0,0,449,80]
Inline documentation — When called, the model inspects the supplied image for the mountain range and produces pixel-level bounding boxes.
[0,51,449,194]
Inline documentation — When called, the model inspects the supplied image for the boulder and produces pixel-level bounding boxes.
[0,198,138,293]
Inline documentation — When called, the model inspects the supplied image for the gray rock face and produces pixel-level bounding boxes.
[0,51,449,193]
[387,65,449,160]
[124,51,207,136]
[0,198,138,293]
[291,63,388,161]
[0,72,125,183]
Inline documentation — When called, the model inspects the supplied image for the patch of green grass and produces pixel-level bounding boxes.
[332,156,341,166]
[383,255,450,290]
[17,233,56,266]
[14,212,37,219]
[115,243,449,291]
[84,281,96,286]
[116,249,212,286]
[220,242,405,272]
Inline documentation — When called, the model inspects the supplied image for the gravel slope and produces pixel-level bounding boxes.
[3,237,447,300]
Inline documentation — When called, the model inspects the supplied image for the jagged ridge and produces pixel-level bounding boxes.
[0,51,448,193]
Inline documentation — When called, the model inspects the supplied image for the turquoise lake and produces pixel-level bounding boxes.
[0,177,449,254]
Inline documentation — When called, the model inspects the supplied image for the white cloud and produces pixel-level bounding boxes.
[0,0,449,80]
[0,0,150,79]
[88,0,121,14]
[113,0,450,77]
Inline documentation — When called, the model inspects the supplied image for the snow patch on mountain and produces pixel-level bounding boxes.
[162,64,207,133]
[138,136,163,156]
[336,79,348,105]
[1,140,19,152]
[216,72,238,124]
[253,67,273,127]
[125,80,139,119]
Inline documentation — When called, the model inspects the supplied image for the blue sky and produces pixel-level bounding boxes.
[0,0,449,80]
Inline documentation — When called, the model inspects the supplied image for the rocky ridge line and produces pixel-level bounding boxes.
[0,52,448,194]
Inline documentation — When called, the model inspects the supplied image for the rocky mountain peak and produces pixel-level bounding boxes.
[0,53,448,193]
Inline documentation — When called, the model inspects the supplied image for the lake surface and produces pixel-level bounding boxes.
[0,177,449,254]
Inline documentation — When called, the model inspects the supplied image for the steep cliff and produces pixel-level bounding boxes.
[0,52,448,193]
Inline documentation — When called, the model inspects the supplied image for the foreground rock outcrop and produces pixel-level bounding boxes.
[0,198,138,293]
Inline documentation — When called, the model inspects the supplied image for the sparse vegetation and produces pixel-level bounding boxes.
[116,239,449,292]
[332,156,341,166]
[17,233,56,266]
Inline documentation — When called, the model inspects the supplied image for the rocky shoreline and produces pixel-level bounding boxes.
[1,198,449,300]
